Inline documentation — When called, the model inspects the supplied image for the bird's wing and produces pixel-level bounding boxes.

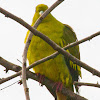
[62,24,81,86]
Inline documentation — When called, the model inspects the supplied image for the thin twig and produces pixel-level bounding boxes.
[0,72,20,84]
[0,80,19,91]
[74,81,100,88]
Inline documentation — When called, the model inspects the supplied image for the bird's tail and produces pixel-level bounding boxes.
[56,91,67,100]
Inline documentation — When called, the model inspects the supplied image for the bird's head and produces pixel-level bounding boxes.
[36,4,48,15]
[32,4,54,24]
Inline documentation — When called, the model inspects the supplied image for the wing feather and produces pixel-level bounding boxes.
[62,24,81,92]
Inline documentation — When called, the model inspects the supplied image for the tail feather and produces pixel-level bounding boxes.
[56,92,66,100]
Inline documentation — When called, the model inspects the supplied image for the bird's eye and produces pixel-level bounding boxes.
[39,11,44,15]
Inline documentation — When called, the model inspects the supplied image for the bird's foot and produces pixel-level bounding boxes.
[52,82,63,92]
[36,73,45,86]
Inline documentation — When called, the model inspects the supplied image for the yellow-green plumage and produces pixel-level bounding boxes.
[25,4,81,100]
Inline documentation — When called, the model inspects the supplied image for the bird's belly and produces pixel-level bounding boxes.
[27,35,72,87]
[33,54,70,83]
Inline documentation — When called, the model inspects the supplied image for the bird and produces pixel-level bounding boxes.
[24,4,81,100]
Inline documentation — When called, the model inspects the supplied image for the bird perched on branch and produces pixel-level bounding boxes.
[25,4,81,100]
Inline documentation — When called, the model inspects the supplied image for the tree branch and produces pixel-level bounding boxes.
[27,31,100,71]
[0,5,100,78]
[74,81,100,88]
[0,29,100,85]
[0,2,100,100]
[1,30,100,84]
[0,57,21,72]
[0,57,87,100]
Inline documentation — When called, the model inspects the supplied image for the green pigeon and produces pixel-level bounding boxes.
[25,4,81,100]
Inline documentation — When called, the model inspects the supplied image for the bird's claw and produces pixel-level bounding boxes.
[52,82,63,92]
